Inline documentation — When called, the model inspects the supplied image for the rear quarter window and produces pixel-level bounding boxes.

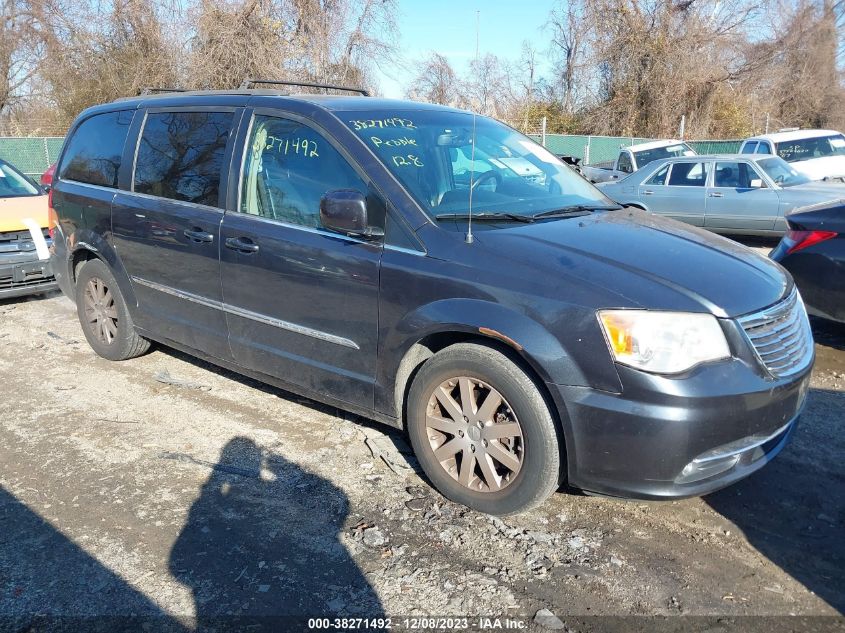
[59,110,134,188]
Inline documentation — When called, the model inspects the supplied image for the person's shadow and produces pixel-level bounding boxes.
[169,437,383,628]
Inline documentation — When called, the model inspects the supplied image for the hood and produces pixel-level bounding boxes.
[475,209,789,318]
[790,155,845,181]
[0,194,49,232]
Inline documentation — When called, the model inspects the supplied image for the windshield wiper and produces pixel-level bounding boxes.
[434,212,535,223]
[531,204,622,220]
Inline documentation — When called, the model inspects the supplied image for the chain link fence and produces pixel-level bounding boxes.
[0,133,745,181]
[0,137,65,178]
[529,134,743,165]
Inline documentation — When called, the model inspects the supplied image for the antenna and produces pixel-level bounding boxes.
[465,10,480,245]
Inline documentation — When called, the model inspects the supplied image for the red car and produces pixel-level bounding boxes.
[41,163,56,188]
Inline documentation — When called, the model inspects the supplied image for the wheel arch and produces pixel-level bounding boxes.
[68,230,138,310]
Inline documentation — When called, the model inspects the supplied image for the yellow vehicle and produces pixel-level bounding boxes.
[0,158,56,299]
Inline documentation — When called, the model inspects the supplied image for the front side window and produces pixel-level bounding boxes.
[0,160,40,197]
[134,111,234,207]
[617,152,633,173]
[714,162,758,188]
[341,110,611,220]
[776,134,845,162]
[742,141,758,154]
[59,110,133,188]
[667,162,709,187]
[240,115,371,229]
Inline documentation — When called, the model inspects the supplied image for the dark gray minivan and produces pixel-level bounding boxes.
[50,84,814,515]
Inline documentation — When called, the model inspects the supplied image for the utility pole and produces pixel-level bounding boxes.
[679,115,686,139]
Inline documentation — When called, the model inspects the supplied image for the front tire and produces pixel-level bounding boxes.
[407,343,562,515]
[75,259,150,361]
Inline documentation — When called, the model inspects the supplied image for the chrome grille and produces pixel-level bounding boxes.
[738,290,814,377]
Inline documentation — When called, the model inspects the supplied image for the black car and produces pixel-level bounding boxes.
[771,200,845,323]
[50,83,814,515]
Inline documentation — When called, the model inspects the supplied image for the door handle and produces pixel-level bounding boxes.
[709,192,724,198]
[225,237,260,254]
[183,228,214,243]
[642,189,654,195]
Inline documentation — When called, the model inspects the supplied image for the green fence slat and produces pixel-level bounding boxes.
[0,137,65,178]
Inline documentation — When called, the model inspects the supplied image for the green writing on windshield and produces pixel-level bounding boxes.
[370,135,418,149]
[392,154,424,168]
[350,118,417,131]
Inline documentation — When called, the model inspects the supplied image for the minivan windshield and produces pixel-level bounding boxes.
[0,160,40,198]
[775,134,845,163]
[756,157,811,187]
[341,110,613,220]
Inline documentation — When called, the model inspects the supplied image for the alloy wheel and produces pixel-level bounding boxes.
[83,277,118,345]
[425,376,524,492]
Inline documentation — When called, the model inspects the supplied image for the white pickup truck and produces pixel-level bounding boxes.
[581,139,697,183]
[739,129,845,182]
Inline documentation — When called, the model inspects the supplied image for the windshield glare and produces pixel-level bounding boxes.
[342,111,611,219]
[776,134,845,162]
[0,161,40,198]
[756,157,811,187]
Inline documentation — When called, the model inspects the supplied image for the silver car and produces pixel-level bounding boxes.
[597,154,845,236]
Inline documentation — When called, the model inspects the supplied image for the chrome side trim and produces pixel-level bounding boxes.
[131,276,359,350]
[223,302,359,349]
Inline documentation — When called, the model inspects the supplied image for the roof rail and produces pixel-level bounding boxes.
[139,87,187,95]
[239,78,370,96]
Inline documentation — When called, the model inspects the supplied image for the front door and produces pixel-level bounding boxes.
[220,112,383,409]
[112,108,239,359]
[705,160,779,233]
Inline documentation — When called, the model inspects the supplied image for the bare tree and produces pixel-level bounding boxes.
[0,0,45,117]
[405,52,459,105]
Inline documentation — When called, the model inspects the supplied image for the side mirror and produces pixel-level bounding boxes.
[320,190,383,239]
[749,178,763,188]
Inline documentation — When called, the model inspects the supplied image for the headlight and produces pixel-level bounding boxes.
[598,310,730,374]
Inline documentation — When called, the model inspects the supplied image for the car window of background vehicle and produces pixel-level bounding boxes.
[133,111,234,208]
[0,160,40,197]
[667,162,709,187]
[776,134,845,162]
[59,111,133,188]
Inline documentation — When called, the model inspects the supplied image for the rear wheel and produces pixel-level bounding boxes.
[407,343,562,515]
[75,259,150,361]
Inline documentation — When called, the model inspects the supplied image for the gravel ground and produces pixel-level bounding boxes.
[0,237,843,631]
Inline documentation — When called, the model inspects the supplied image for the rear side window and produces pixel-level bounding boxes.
[59,110,133,187]
[134,111,234,208]
[667,162,709,187]
[756,142,772,154]
[742,141,758,154]
[617,152,633,173]
[646,164,669,185]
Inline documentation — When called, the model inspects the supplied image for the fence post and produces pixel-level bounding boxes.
[541,116,547,147]
[585,137,591,165]
[43,138,50,172]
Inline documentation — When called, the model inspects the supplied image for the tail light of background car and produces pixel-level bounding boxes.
[784,229,838,254]
[48,188,58,241]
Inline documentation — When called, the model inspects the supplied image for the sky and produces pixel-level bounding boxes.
[374,0,559,98]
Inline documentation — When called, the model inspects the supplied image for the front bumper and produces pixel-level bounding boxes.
[549,357,812,499]
[0,255,57,300]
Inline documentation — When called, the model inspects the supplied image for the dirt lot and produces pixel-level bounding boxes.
[1,239,843,631]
